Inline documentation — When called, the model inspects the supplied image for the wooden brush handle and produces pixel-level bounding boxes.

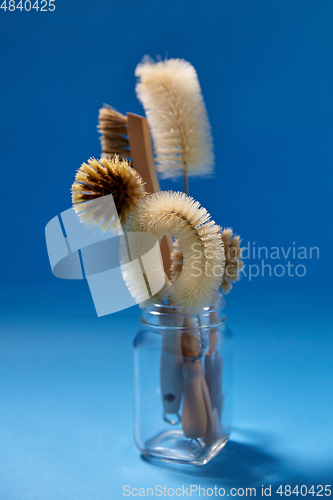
[180,316,208,439]
[205,310,223,419]
[181,353,222,443]
[127,112,173,279]
[181,324,223,443]
[203,305,224,444]
[204,350,223,418]
[181,316,201,359]
[201,372,222,446]
[208,311,219,353]
[181,361,207,439]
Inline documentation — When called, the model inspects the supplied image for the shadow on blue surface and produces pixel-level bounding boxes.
[142,438,333,496]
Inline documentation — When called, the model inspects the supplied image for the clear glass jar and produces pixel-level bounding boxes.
[133,294,232,466]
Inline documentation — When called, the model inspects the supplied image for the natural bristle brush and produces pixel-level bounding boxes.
[124,189,224,435]
[135,57,214,194]
[72,156,145,231]
[135,57,223,449]
[134,57,244,455]
[98,105,174,278]
[171,228,242,433]
[124,191,224,313]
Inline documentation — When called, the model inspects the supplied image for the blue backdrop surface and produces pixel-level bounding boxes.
[0,0,332,498]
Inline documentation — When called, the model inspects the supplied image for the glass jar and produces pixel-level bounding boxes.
[133,294,232,466]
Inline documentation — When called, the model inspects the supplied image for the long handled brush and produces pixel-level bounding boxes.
[124,189,225,435]
[135,57,214,195]
[135,58,218,443]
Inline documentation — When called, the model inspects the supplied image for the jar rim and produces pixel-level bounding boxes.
[139,293,226,329]
[139,315,226,330]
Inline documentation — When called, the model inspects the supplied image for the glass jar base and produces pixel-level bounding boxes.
[139,430,229,466]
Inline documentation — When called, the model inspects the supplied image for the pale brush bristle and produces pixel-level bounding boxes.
[135,58,214,180]
[72,155,145,231]
[98,106,130,159]
[124,191,224,314]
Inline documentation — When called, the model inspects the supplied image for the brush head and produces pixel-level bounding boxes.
[98,105,130,159]
[220,228,243,293]
[125,191,224,313]
[135,57,214,179]
[72,155,145,231]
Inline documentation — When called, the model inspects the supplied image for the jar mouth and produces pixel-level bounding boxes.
[139,316,225,330]
[140,293,226,329]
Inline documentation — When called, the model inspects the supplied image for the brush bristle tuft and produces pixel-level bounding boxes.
[135,58,214,179]
[220,228,244,293]
[72,155,145,231]
[98,106,130,159]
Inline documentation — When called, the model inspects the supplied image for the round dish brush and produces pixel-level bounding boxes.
[71,155,145,231]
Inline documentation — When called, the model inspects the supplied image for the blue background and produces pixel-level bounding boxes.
[0,0,332,498]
